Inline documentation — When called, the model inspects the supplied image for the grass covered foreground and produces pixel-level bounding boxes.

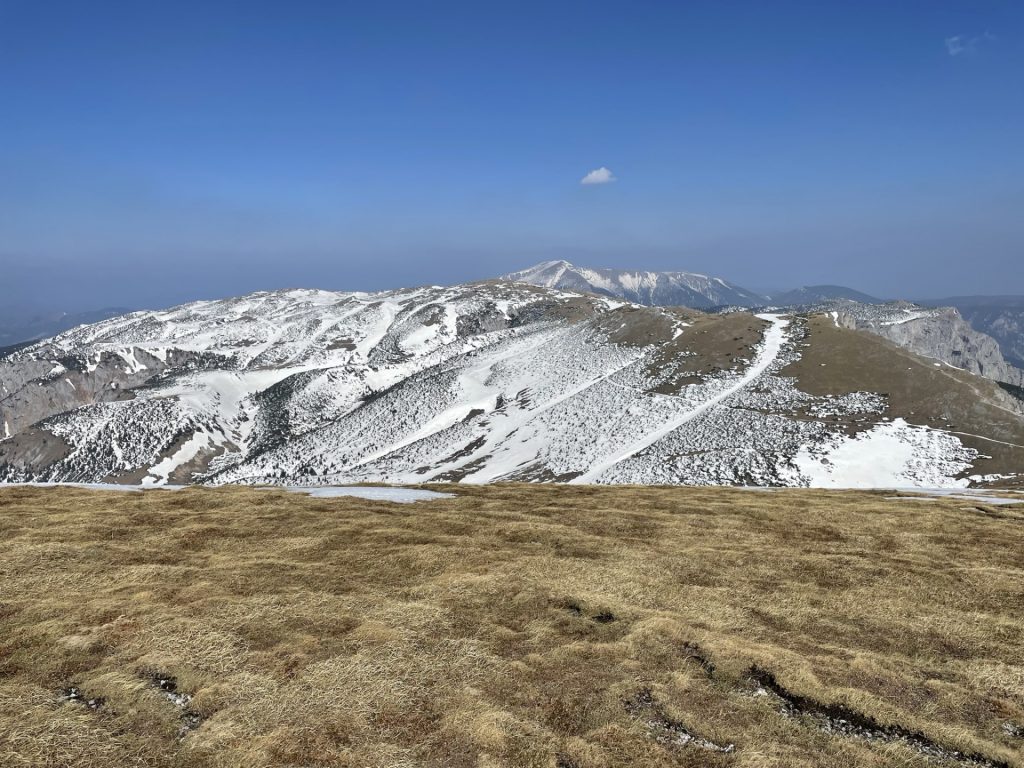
[1,484,1022,767]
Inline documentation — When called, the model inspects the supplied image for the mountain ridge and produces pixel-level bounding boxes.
[2,280,1021,488]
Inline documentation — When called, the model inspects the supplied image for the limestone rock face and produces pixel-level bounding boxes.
[831,302,1024,390]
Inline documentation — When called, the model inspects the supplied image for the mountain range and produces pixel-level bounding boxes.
[504,261,1024,381]
[4,262,1021,376]
[2,274,1022,489]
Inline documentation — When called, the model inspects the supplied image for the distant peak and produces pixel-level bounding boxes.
[528,259,574,271]
[501,260,764,309]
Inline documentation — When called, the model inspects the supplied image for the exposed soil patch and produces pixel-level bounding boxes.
[623,688,735,753]
[749,667,1010,767]
[421,435,487,472]
[599,305,682,348]
[680,641,716,677]
[562,601,583,617]
[644,313,767,394]
[326,337,356,351]
[560,600,616,624]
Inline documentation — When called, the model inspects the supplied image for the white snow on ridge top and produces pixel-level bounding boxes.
[880,308,932,326]
[504,260,573,287]
[12,283,555,369]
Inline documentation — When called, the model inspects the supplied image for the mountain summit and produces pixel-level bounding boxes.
[503,260,764,309]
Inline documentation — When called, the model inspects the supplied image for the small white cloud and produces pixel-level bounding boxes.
[581,167,615,185]
[946,32,994,56]
[945,35,966,56]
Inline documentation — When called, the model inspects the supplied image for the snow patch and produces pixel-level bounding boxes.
[789,419,976,488]
[116,347,148,374]
[880,309,929,326]
[286,486,453,502]
[143,430,217,486]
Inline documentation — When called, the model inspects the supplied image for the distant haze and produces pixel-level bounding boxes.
[1,1,1022,314]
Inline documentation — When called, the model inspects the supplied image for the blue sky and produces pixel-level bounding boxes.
[1,0,1021,311]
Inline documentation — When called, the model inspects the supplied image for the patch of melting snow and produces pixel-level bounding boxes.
[143,429,219,486]
[887,489,1023,506]
[787,418,977,489]
[285,486,454,502]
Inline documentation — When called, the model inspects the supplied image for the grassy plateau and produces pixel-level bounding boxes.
[1,484,1022,767]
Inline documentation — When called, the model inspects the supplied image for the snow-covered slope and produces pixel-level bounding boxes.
[1,282,1022,488]
[504,260,764,309]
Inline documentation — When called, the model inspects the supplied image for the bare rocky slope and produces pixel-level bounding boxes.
[1,281,1022,488]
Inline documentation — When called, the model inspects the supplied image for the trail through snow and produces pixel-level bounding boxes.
[571,314,790,484]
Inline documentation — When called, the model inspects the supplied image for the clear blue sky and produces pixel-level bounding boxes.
[1,0,1021,311]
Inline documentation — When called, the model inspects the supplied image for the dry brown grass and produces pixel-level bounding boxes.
[1,484,1023,767]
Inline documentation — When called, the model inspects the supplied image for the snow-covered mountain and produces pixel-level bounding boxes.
[504,260,764,309]
[1,282,1022,488]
